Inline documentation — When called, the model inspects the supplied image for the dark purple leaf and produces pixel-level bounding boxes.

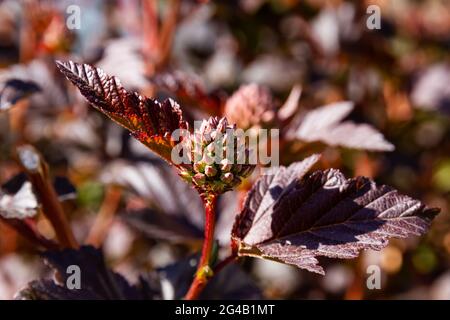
[101,160,203,226]
[0,78,41,111]
[233,154,321,241]
[288,101,394,151]
[103,160,237,245]
[411,63,450,114]
[123,191,239,245]
[0,59,68,111]
[158,255,262,300]
[55,60,188,163]
[3,173,76,202]
[232,160,439,275]
[16,246,161,300]
[122,208,204,243]
[15,280,100,300]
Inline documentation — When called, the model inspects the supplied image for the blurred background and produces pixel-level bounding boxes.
[0,0,449,300]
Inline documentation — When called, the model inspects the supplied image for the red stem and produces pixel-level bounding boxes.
[1,217,58,250]
[185,195,217,300]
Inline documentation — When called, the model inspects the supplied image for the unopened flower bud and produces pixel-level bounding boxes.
[177,116,256,196]
[193,173,206,186]
[205,165,217,177]
[179,170,192,182]
[221,172,234,184]
[224,84,277,130]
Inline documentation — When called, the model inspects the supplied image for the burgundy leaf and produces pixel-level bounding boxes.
[0,59,68,111]
[3,172,76,202]
[158,255,262,299]
[123,208,204,244]
[15,280,101,300]
[232,154,321,242]
[103,160,238,245]
[16,246,161,300]
[0,78,41,111]
[55,60,188,162]
[288,101,394,151]
[232,163,439,274]
[411,63,450,114]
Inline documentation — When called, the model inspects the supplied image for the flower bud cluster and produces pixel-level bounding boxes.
[178,117,255,196]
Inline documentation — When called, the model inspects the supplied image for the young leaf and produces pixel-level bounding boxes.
[55,60,188,163]
[232,161,439,275]
[288,101,394,151]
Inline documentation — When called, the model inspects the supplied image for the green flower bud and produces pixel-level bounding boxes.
[194,162,205,173]
[176,117,256,196]
[192,173,206,186]
[179,170,192,182]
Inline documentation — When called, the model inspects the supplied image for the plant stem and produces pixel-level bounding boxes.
[29,172,79,249]
[86,185,122,247]
[185,195,217,300]
[17,145,78,249]
[1,217,58,250]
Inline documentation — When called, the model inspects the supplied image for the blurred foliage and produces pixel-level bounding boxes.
[0,0,449,300]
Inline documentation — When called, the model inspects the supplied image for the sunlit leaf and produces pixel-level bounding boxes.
[56,60,188,163]
[278,84,302,121]
[232,159,439,274]
[289,101,394,151]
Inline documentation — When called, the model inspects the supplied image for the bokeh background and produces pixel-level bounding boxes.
[0,0,449,300]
